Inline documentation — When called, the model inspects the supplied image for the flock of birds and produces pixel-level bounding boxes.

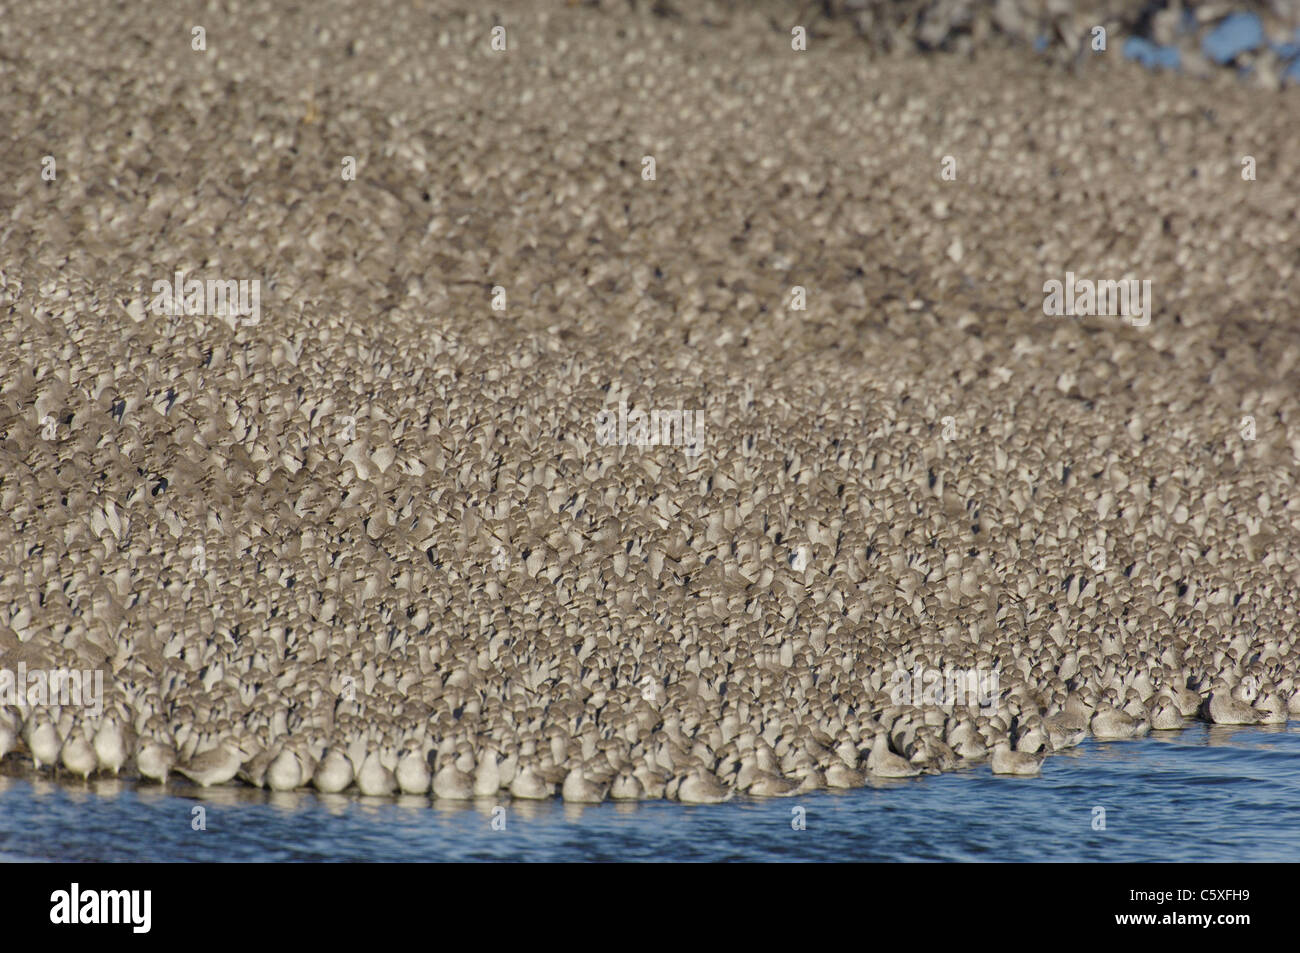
[1,288,1294,801]
[2,1,1299,806]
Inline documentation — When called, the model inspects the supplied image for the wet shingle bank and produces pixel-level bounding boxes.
[1,0,1297,805]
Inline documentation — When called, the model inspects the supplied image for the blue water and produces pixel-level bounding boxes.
[1100,8,1300,85]
[2,723,1297,862]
